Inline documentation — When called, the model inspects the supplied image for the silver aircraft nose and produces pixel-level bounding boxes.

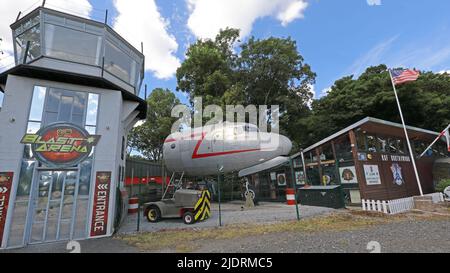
[280,135,292,155]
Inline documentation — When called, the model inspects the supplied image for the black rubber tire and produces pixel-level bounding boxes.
[183,211,195,225]
[146,206,161,223]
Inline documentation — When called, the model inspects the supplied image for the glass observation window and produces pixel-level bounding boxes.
[15,25,41,63]
[104,39,138,85]
[44,24,103,66]
[12,9,145,94]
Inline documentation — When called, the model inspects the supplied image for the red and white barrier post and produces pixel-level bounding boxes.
[128,197,139,214]
[286,188,296,205]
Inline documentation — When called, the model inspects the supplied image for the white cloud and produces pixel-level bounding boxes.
[346,36,398,76]
[320,87,332,97]
[0,0,92,72]
[113,0,181,79]
[186,0,309,39]
[367,0,382,6]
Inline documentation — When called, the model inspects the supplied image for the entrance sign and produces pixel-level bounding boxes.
[0,172,13,246]
[90,171,112,237]
[21,123,101,168]
[364,165,381,185]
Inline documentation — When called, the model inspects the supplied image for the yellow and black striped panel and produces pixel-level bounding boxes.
[194,190,211,221]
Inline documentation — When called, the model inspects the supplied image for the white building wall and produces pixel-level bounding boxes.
[0,75,138,246]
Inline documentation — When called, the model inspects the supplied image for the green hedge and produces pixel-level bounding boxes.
[435,179,450,193]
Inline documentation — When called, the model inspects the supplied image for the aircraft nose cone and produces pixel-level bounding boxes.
[280,135,292,155]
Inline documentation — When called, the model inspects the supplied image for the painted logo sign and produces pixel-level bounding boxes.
[21,123,100,167]
[390,163,404,186]
[0,172,13,246]
[90,171,112,237]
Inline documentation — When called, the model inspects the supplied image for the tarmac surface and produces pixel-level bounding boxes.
[119,201,335,234]
[2,202,449,253]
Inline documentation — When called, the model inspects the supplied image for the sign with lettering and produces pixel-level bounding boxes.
[21,123,101,168]
[90,171,112,237]
[381,154,411,162]
[364,165,381,185]
[0,172,13,246]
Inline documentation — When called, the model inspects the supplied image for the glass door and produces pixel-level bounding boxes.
[28,170,79,244]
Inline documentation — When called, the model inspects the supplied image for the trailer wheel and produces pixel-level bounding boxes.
[146,206,161,223]
[183,211,195,225]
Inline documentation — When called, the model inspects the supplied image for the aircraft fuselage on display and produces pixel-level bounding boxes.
[163,122,292,177]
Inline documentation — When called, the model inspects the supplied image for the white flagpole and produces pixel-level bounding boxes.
[388,69,424,196]
[418,124,450,159]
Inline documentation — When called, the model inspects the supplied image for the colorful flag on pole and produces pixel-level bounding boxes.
[390,69,420,85]
[439,127,450,152]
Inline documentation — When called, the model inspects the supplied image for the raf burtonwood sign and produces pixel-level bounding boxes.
[21,123,101,168]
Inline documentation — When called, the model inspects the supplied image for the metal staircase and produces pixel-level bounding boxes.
[162,171,184,200]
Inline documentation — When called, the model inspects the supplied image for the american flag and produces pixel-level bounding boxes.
[390,69,420,85]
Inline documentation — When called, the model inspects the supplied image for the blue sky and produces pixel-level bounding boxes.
[2,0,450,106]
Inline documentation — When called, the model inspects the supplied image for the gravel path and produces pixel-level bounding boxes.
[193,218,450,253]
[118,201,335,234]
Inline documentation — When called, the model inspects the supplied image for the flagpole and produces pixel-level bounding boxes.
[418,124,450,159]
[388,69,424,196]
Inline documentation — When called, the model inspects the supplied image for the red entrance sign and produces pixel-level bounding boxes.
[0,172,13,246]
[90,171,112,237]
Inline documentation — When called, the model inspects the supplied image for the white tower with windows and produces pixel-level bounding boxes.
[0,6,146,249]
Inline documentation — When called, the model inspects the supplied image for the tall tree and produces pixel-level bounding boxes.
[301,64,450,147]
[176,28,316,148]
[176,28,239,108]
[128,88,181,161]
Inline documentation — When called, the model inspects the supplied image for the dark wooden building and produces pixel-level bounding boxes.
[243,117,449,205]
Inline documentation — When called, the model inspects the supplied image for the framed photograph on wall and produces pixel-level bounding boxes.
[277,173,287,186]
[339,166,358,184]
[295,171,306,185]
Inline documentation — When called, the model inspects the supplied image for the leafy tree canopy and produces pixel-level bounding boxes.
[302,64,450,147]
[128,88,181,161]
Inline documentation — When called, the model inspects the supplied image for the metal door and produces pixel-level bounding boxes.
[28,170,79,244]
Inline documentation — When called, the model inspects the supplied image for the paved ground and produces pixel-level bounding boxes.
[119,201,335,234]
[193,218,450,253]
[2,202,449,253]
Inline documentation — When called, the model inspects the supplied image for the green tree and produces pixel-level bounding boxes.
[176,28,316,147]
[302,64,450,146]
[128,88,181,161]
[176,28,239,108]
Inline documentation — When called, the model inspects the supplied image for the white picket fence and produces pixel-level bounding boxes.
[386,197,415,214]
[362,192,446,215]
[362,197,414,215]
